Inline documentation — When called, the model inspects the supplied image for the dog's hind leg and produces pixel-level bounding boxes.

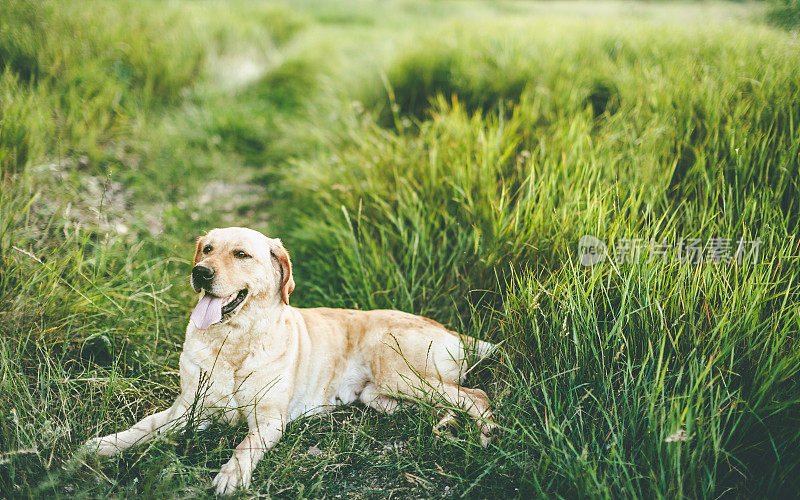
[82,398,191,456]
[453,385,496,447]
[359,383,401,414]
[410,380,496,447]
[432,409,457,436]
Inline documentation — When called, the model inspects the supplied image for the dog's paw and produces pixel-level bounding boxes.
[433,411,457,435]
[479,420,497,448]
[79,437,120,457]
[212,459,250,496]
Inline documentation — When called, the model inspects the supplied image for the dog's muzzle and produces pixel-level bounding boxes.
[192,265,215,291]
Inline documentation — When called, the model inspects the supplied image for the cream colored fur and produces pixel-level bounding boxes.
[82,227,495,495]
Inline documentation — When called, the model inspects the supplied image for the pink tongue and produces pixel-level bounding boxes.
[191,294,225,330]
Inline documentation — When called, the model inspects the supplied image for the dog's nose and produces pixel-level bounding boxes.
[192,265,215,287]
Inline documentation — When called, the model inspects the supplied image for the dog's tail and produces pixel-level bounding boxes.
[459,337,500,381]
[474,339,497,359]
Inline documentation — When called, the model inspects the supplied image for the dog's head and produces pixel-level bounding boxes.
[189,227,294,330]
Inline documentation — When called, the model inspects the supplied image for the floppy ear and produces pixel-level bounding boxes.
[271,239,295,305]
[193,238,203,265]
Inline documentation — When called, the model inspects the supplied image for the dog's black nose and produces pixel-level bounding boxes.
[192,265,215,287]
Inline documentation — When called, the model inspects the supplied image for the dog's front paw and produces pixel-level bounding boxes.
[212,459,250,496]
[79,436,121,457]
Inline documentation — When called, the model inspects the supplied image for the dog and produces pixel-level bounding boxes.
[82,227,496,495]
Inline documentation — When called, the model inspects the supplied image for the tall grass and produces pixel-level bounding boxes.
[1,0,798,497]
[767,0,800,28]
[282,18,800,497]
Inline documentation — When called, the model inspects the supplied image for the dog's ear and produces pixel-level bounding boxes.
[271,239,295,305]
[193,238,203,265]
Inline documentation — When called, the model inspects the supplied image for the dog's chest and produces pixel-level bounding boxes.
[179,341,237,409]
[182,332,294,413]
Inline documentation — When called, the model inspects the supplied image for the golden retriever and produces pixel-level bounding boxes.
[82,227,495,495]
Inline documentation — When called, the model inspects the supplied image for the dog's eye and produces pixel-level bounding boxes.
[202,245,212,254]
[233,250,251,259]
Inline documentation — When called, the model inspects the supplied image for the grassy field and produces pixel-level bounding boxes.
[1,0,799,497]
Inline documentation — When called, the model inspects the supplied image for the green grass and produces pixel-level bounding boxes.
[767,0,800,28]
[1,0,799,497]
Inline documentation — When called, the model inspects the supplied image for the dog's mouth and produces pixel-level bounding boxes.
[221,289,248,316]
[190,289,248,330]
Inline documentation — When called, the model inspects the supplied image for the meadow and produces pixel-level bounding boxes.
[1,0,799,497]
